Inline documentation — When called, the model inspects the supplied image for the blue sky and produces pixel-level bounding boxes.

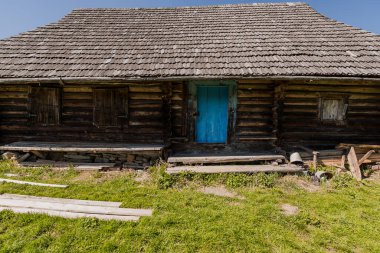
[0,0,379,39]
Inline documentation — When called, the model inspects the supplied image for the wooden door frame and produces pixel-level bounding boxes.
[187,80,237,144]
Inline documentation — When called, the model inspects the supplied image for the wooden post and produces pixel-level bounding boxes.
[340,155,346,169]
[347,147,362,181]
[273,83,285,146]
[313,151,319,169]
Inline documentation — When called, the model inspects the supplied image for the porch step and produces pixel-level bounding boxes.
[0,141,164,152]
[166,165,303,174]
[167,154,285,165]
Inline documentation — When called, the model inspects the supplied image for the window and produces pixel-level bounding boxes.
[93,88,129,127]
[319,96,348,125]
[29,87,61,126]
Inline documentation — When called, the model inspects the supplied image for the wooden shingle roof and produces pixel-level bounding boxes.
[0,2,380,80]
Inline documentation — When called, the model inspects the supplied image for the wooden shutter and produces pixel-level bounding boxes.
[30,87,61,126]
[115,88,129,126]
[319,96,348,125]
[93,88,129,127]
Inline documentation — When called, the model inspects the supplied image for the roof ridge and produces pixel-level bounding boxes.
[72,2,308,11]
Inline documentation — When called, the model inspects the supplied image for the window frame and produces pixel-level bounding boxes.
[318,94,349,126]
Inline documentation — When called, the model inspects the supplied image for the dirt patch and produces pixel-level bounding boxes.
[72,170,133,183]
[366,170,380,183]
[281,203,299,216]
[278,175,320,192]
[199,186,245,199]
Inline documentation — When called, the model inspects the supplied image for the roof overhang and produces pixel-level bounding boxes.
[0,75,380,85]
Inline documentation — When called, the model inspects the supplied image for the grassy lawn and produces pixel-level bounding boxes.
[0,160,379,253]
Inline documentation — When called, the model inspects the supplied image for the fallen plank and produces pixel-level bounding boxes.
[347,147,362,181]
[0,207,139,221]
[17,153,30,162]
[0,199,152,216]
[358,150,375,166]
[0,178,68,188]
[31,150,46,159]
[168,154,285,164]
[166,165,303,174]
[0,194,122,207]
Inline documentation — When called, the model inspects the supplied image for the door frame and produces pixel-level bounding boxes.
[188,80,237,144]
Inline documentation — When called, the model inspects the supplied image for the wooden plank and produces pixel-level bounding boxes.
[0,141,164,152]
[0,199,152,217]
[0,194,122,207]
[337,143,380,150]
[168,154,285,164]
[167,165,303,174]
[347,147,362,181]
[16,153,30,162]
[358,150,375,165]
[31,150,46,159]
[0,207,139,221]
[0,178,68,188]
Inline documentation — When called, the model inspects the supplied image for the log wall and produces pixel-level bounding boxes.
[0,82,179,144]
[235,80,275,142]
[1,79,379,149]
[280,80,380,148]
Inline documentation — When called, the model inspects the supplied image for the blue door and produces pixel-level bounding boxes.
[196,86,229,143]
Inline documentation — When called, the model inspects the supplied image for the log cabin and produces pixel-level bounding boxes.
[0,3,379,167]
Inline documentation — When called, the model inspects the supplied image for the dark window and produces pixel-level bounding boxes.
[319,96,348,125]
[30,87,61,126]
[93,88,129,127]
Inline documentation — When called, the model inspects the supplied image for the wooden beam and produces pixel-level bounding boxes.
[30,150,46,159]
[17,153,30,162]
[358,150,375,166]
[168,154,285,164]
[313,151,319,169]
[0,141,164,152]
[0,194,122,208]
[337,143,380,150]
[0,199,152,217]
[0,178,68,188]
[0,207,140,221]
[167,164,303,174]
[347,147,362,181]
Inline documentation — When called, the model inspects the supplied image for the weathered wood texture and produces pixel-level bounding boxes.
[0,178,68,188]
[0,82,182,144]
[1,79,379,149]
[280,80,380,147]
[168,154,285,164]
[236,80,275,142]
[171,82,188,139]
[0,194,122,207]
[167,164,303,174]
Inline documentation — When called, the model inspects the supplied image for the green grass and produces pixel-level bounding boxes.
[0,160,379,252]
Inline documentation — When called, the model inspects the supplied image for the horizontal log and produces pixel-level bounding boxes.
[286,85,380,94]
